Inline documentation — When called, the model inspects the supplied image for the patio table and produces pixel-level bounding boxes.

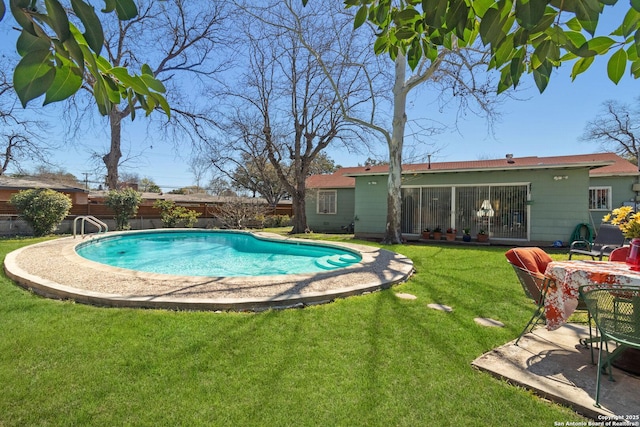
[544,260,640,374]
[544,260,640,331]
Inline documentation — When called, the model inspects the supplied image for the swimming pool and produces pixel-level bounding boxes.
[4,231,414,311]
[75,230,362,277]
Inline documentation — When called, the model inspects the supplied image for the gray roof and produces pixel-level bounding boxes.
[0,176,88,193]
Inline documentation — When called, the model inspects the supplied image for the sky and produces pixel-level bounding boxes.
[1,3,639,192]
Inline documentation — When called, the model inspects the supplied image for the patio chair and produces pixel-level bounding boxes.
[608,246,630,262]
[578,285,640,407]
[569,223,626,260]
[505,247,554,345]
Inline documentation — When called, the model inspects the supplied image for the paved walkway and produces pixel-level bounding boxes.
[472,324,639,420]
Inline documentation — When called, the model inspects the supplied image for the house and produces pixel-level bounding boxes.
[0,175,90,216]
[305,153,640,245]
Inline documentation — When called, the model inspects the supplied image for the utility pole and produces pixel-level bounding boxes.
[82,173,89,190]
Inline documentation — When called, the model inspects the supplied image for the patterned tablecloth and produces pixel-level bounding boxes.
[544,260,640,331]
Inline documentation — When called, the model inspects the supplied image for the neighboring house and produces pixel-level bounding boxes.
[305,153,640,245]
[0,175,90,214]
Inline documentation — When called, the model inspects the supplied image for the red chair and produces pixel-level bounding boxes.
[608,246,629,262]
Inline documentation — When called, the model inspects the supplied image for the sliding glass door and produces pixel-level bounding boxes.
[401,184,528,240]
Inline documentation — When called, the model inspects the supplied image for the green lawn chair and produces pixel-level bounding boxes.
[578,285,640,407]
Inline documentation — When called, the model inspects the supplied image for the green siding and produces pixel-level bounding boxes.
[309,166,637,245]
[352,168,637,244]
[527,169,589,243]
[354,177,388,234]
[305,188,355,233]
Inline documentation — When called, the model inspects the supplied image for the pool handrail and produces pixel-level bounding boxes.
[73,215,108,239]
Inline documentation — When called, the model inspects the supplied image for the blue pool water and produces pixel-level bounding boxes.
[76,230,361,277]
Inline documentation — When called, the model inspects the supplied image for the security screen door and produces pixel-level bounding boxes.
[401,185,528,240]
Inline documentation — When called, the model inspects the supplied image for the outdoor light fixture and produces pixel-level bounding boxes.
[477,199,495,217]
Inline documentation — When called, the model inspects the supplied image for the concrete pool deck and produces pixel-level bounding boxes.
[3,231,414,311]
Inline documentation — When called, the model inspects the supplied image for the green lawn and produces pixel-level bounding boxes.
[0,235,586,426]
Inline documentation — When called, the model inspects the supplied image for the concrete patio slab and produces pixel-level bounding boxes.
[472,323,640,420]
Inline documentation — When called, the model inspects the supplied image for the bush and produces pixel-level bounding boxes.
[10,188,72,236]
[105,188,142,230]
[263,215,291,228]
[153,199,201,228]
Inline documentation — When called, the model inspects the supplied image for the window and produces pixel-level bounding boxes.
[317,190,337,214]
[589,187,611,210]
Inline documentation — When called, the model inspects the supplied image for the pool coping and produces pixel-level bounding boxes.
[3,230,415,311]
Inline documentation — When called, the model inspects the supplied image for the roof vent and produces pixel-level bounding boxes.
[506,154,515,164]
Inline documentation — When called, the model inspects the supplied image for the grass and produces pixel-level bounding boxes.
[0,234,587,426]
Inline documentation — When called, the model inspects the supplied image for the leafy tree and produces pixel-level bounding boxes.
[582,98,640,162]
[9,188,72,236]
[333,0,640,92]
[0,0,168,117]
[104,188,142,230]
[167,186,207,195]
[3,0,639,113]
[228,152,334,206]
[359,157,389,167]
[308,152,337,175]
[139,178,161,193]
[229,154,290,206]
[206,176,236,197]
[153,199,200,228]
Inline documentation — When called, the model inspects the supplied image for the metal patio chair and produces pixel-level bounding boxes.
[506,247,593,350]
[505,247,554,345]
[578,285,640,407]
[569,223,626,260]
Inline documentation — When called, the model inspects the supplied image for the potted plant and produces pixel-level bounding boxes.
[445,227,456,241]
[477,229,489,243]
[421,228,431,239]
[462,227,472,242]
[432,226,443,240]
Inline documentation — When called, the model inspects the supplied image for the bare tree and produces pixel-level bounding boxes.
[582,99,640,162]
[0,70,55,174]
[377,49,501,243]
[65,0,229,189]
[208,0,380,234]
[300,26,503,242]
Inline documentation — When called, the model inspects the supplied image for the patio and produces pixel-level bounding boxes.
[473,324,640,420]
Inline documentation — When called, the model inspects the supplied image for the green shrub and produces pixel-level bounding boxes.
[105,188,142,230]
[153,199,201,228]
[9,188,72,236]
[263,215,291,228]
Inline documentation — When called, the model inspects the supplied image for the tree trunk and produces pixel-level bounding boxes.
[103,108,123,190]
[382,56,408,244]
[290,181,308,234]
